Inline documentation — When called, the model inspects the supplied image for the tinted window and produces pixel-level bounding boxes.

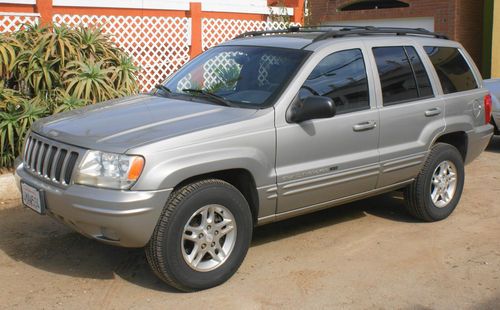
[373,46,418,105]
[424,46,478,94]
[300,49,369,114]
[405,47,433,98]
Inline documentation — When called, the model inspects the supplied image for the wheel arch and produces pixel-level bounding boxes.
[432,131,468,161]
[173,168,260,225]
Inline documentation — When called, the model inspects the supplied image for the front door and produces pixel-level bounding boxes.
[275,47,380,213]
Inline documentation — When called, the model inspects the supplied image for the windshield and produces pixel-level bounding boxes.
[160,45,309,108]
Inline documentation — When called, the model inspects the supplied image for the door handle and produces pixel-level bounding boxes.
[353,121,377,132]
[425,107,442,117]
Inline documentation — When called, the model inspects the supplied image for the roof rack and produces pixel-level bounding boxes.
[234,25,449,41]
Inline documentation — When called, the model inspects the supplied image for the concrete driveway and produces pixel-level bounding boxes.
[1,139,500,309]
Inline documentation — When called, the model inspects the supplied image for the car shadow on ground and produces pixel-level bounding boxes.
[486,136,500,153]
[0,190,417,293]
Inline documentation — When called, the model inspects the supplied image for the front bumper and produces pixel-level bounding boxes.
[14,159,172,248]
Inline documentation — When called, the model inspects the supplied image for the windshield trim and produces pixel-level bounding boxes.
[157,45,313,109]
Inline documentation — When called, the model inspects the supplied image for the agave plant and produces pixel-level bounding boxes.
[0,103,23,156]
[41,24,79,66]
[64,59,116,103]
[0,100,46,166]
[28,89,59,112]
[0,81,26,110]
[0,23,139,169]
[16,100,47,149]
[75,27,118,60]
[111,55,139,95]
[0,33,21,80]
[52,88,90,113]
[16,42,61,94]
[14,23,49,50]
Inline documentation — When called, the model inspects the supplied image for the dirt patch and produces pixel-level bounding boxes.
[0,173,20,204]
[1,139,499,309]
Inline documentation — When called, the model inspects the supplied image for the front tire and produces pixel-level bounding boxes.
[146,179,253,291]
[404,143,465,222]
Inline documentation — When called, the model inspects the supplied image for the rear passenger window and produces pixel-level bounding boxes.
[300,49,369,114]
[405,47,433,98]
[373,46,433,106]
[424,46,478,94]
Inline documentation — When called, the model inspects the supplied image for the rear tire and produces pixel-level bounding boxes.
[146,179,253,291]
[404,143,465,222]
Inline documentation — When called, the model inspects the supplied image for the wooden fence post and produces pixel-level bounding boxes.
[189,2,203,59]
[292,0,304,24]
[35,0,53,26]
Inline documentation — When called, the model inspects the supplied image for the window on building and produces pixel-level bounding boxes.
[339,0,410,11]
[424,46,478,94]
[299,49,370,114]
[373,46,434,105]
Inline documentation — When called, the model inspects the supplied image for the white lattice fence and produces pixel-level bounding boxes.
[0,13,39,33]
[201,19,298,87]
[201,18,295,51]
[53,14,191,92]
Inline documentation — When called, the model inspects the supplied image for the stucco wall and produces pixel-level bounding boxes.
[492,0,500,78]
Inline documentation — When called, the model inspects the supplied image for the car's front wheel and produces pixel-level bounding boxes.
[146,179,253,291]
[404,143,465,222]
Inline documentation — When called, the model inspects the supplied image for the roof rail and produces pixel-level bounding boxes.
[311,26,449,41]
[234,26,300,39]
[234,25,449,41]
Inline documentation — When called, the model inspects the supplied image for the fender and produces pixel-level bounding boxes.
[131,146,276,191]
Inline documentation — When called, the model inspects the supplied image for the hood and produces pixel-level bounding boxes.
[32,95,258,153]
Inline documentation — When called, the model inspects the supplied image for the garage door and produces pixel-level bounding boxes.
[329,17,435,31]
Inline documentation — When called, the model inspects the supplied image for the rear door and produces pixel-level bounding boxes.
[367,43,446,188]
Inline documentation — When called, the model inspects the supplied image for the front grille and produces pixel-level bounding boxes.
[23,133,81,185]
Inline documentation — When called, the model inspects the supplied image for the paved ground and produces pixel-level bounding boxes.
[1,139,500,310]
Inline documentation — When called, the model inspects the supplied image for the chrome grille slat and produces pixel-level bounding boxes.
[36,143,46,173]
[24,136,33,165]
[21,133,83,186]
[42,145,53,177]
[59,151,70,185]
[54,149,67,182]
[30,140,40,169]
[50,148,61,181]
[64,152,79,184]
[28,138,35,167]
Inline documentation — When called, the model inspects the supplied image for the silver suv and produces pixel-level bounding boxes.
[15,26,493,291]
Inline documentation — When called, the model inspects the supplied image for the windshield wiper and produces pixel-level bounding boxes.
[182,88,234,107]
[154,84,173,97]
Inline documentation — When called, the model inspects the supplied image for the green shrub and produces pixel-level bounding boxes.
[0,23,140,169]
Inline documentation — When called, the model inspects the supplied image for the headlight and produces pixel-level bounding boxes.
[75,151,145,189]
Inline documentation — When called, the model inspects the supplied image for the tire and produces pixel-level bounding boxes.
[403,143,465,222]
[145,179,253,291]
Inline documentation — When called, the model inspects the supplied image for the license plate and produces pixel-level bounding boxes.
[21,182,45,214]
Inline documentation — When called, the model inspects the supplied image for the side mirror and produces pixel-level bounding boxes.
[288,96,336,123]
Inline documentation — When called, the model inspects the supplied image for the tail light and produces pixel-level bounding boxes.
[484,94,492,124]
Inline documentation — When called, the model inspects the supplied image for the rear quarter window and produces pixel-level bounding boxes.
[424,46,478,94]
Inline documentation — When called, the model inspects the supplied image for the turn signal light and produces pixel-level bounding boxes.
[128,157,145,181]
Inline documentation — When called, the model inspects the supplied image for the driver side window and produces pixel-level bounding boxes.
[300,49,370,114]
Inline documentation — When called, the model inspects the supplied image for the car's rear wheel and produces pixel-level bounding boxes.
[146,179,253,291]
[404,143,465,222]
